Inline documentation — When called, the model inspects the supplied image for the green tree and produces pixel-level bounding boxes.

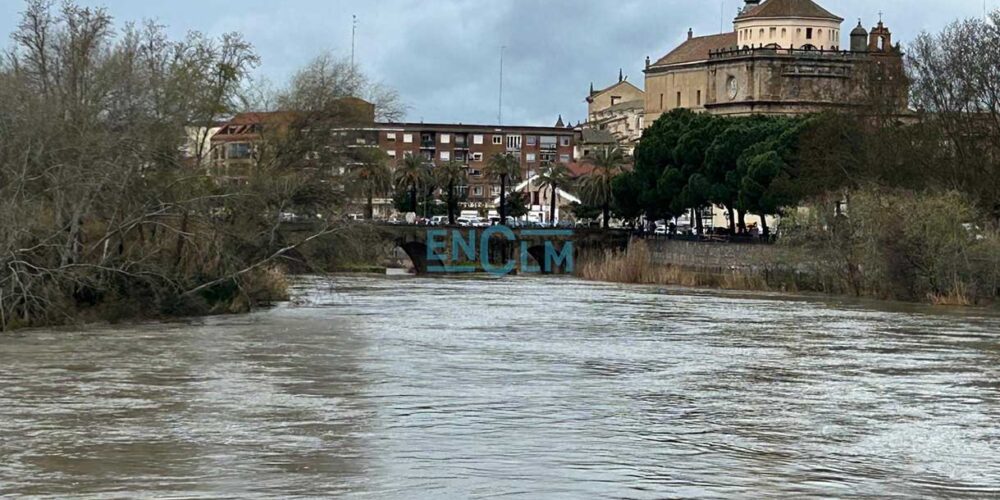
[581,146,625,229]
[349,148,392,220]
[630,109,702,223]
[435,160,468,225]
[504,191,531,220]
[394,155,430,213]
[535,162,572,226]
[485,153,521,224]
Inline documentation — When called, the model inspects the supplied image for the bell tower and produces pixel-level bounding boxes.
[868,18,893,52]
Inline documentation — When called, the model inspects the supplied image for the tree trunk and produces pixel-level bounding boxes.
[695,208,704,236]
[448,182,456,225]
[550,184,557,227]
[603,203,610,229]
[409,187,417,213]
[738,210,747,234]
[760,213,770,238]
[499,176,507,224]
[366,192,374,220]
[174,212,189,268]
[727,206,736,235]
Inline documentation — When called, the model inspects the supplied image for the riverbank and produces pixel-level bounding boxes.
[577,238,1000,308]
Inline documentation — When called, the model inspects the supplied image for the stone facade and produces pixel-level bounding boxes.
[643,0,905,123]
[584,77,645,152]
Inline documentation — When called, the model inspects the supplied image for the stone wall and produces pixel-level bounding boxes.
[642,238,800,272]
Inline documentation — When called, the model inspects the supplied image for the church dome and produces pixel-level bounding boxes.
[851,22,868,37]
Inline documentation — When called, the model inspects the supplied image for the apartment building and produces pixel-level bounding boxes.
[208,99,580,216]
[373,123,578,211]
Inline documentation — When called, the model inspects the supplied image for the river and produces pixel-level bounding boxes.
[2,276,1000,498]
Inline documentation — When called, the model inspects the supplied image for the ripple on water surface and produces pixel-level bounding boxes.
[1,275,1000,498]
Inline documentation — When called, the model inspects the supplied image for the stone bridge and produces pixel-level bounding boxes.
[283,222,629,275]
[382,225,629,274]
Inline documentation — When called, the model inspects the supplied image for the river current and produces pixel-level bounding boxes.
[2,276,1000,498]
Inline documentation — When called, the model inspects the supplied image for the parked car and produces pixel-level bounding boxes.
[654,225,668,235]
[430,216,448,226]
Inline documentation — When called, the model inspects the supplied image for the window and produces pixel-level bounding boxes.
[676,92,682,107]
[491,186,501,195]
[473,186,484,196]
[469,168,482,177]
[472,152,484,162]
[404,151,414,158]
[228,143,251,159]
[386,132,397,142]
[440,133,451,144]
[781,28,787,37]
[440,151,451,161]
[660,93,664,110]
[770,27,776,38]
[506,135,522,150]
[473,134,484,145]
[806,28,813,39]
[526,135,537,146]
[493,135,503,145]
[526,153,537,162]
[387,150,397,158]
[696,90,702,106]
[559,154,570,163]
[403,133,414,144]
[560,137,570,147]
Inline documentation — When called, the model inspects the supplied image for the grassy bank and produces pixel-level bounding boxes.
[577,238,998,308]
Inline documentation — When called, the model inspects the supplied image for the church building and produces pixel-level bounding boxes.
[643,0,904,123]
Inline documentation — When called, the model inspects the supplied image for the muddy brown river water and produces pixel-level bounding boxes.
[2,276,1000,498]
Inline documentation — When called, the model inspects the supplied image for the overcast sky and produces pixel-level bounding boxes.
[0,0,995,125]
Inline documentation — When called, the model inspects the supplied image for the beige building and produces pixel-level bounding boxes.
[640,0,904,232]
[585,73,645,153]
[644,0,903,123]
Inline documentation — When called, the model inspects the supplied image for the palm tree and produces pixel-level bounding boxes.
[485,153,521,224]
[581,145,625,229]
[436,160,468,225]
[395,155,430,214]
[535,162,572,226]
[351,149,392,220]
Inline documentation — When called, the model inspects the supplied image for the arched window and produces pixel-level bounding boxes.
[759,28,765,38]
[801,44,817,51]
[781,28,787,37]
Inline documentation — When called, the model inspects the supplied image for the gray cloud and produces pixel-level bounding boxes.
[1,0,996,125]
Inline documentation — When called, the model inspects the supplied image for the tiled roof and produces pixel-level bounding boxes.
[737,0,843,21]
[651,32,737,68]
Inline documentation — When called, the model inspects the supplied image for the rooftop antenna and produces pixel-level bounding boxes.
[351,15,358,67]
[498,45,506,126]
[720,0,725,33]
